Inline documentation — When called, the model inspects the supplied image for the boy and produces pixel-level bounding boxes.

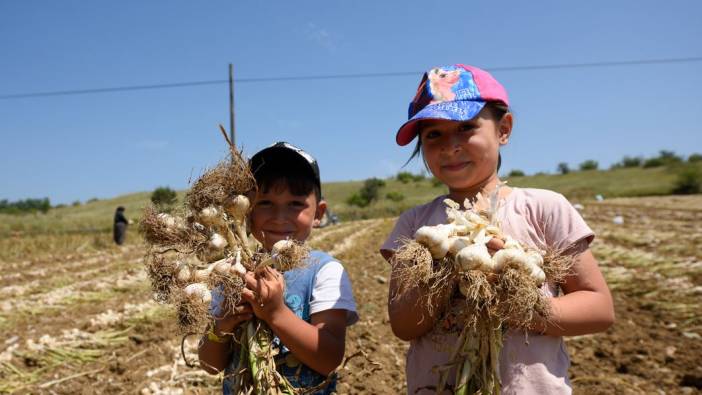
[198,142,358,394]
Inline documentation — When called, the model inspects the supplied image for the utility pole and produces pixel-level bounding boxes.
[228,63,236,147]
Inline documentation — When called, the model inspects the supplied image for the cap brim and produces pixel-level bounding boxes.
[395,101,486,146]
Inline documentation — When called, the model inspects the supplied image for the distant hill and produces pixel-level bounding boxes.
[1,163,699,236]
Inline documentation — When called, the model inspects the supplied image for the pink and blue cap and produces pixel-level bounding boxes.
[395,64,510,146]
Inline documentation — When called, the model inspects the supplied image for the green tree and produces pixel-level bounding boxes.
[151,186,178,208]
[347,178,386,207]
[672,167,701,194]
[579,160,599,171]
[507,169,525,177]
[557,162,570,175]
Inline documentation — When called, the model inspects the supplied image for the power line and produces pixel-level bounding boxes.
[2,56,701,100]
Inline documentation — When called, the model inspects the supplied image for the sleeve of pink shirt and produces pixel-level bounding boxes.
[380,206,416,254]
[542,191,594,251]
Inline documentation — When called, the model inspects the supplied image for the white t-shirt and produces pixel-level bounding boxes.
[310,259,359,325]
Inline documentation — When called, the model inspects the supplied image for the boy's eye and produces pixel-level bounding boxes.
[289,200,307,208]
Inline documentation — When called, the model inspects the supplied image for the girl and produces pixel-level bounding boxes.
[380,64,614,394]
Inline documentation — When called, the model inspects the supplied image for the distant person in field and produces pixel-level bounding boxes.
[380,64,615,394]
[198,142,358,394]
[113,206,128,245]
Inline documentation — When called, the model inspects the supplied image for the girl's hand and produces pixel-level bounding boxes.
[486,236,505,256]
[213,302,254,337]
[240,266,287,323]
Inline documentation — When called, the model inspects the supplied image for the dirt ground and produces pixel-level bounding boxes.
[1,197,701,394]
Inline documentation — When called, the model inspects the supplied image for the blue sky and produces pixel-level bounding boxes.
[1,1,701,204]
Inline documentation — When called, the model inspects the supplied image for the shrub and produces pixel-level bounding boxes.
[620,156,643,168]
[579,160,599,171]
[385,191,405,202]
[672,167,701,194]
[72,200,81,207]
[643,157,665,168]
[396,171,425,183]
[396,171,415,184]
[658,150,682,164]
[688,153,702,163]
[431,177,443,187]
[507,169,525,177]
[0,198,51,214]
[557,162,570,175]
[346,193,370,207]
[347,178,386,207]
[151,186,178,207]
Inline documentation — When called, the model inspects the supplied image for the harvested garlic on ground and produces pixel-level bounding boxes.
[209,233,228,250]
[455,243,492,271]
[184,283,212,304]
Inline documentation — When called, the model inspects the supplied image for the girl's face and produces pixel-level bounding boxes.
[419,107,512,196]
[249,183,326,251]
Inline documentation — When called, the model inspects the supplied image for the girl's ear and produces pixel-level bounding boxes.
[313,199,328,227]
[497,113,513,145]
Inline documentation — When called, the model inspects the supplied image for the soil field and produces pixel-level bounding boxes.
[1,197,701,394]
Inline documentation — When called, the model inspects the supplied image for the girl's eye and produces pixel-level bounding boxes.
[424,130,441,140]
[459,123,474,132]
[256,200,272,207]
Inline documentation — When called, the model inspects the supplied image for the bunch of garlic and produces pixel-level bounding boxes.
[414,198,545,286]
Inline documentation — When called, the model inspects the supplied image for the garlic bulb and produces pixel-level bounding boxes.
[212,257,232,274]
[176,262,191,282]
[455,244,492,271]
[415,224,454,259]
[229,249,246,276]
[271,239,295,256]
[448,236,472,256]
[492,248,527,273]
[199,207,220,226]
[209,233,228,250]
[184,283,212,304]
[225,195,250,221]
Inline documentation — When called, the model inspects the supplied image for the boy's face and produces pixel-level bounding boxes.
[249,182,326,251]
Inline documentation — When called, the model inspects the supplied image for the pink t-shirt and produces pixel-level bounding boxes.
[381,188,594,395]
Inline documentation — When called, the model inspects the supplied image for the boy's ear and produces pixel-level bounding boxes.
[313,199,328,227]
[497,113,513,145]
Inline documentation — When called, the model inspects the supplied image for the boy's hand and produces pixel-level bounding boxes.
[213,302,254,337]
[240,267,287,323]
